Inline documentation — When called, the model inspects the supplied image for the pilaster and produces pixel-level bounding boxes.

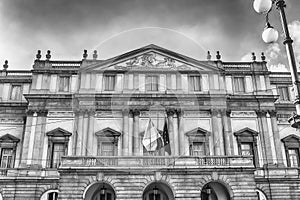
[256,110,273,165]
[132,109,140,155]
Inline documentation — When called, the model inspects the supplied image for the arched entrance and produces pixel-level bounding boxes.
[201,182,231,200]
[142,181,174,200]
[84,182,116,200]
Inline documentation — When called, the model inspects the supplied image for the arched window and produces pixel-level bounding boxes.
[143,190,168,200]
[40,190,59,200]
[92,190,115,200]
[142,182,174,200]
[84,182,116,200]
[256,189,267,200]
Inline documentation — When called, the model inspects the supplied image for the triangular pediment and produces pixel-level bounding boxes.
[46,127,72,137]
[282,134,300,143]
[0,134,20,143]
[234,127,258,137]
[81,44,220,72]
[95,127,121,137]
[186,127,211,137]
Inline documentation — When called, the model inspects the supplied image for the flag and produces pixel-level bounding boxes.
[142,119,162,152]
[162,117,171,155]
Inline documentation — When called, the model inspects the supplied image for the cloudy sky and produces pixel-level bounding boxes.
[0,0,300,70]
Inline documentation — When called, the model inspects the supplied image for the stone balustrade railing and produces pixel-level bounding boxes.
[60,155,254,168]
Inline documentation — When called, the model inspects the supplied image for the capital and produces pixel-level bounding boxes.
[132,109,140,117]
[176,109,184,117]
[255,110,267,117]
[166,108,175,117]
[268,110,277,118]
[37,109,48,117]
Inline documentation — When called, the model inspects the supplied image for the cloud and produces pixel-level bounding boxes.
[268,63,288,72]
[288,20,300,62]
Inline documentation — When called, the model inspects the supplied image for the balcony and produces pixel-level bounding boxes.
[60,155,254,169]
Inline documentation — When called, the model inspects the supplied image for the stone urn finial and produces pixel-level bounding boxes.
[46,50,51,60]
[36,50,42,60]
[3,60,8,71]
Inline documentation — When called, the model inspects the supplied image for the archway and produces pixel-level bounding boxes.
[142,181,175,200]
[84,182,116,200]
[201,182,231,200]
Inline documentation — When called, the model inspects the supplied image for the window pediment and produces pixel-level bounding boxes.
[186,127,210,143]
[186,127,211,137]
[234,127,258,144]
[0,134,20,143]
[282,134,300,148]
[95,127,121,138]
[46,127,72,137]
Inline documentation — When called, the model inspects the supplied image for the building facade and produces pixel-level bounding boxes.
[0,44,299,200]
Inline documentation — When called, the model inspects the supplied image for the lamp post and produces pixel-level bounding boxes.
[253,0,300,128]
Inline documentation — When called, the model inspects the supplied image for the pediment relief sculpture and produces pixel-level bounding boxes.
[114,52,191,70]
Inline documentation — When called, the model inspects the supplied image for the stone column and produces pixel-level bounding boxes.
[76,111,84,156]
[133,109,140,155]
[222,110,233,155]
[32,110,48,166]
[81,111,89,156]
[122,109,129,156]
[269,110,284,165]
[27,111,38,165]
[128,110,134,156]
[173,111,179,156]
[256,110,273,165]
[167,109,175,155]
[20,110,34,167]
[87,111,95,156]
[211,109,220,155]
[217,111,224,155]
[177,110,185,155]
[72,111,79,155]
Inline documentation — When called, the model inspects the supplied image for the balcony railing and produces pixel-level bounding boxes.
[0,168,8,176]
[60,155,254,168]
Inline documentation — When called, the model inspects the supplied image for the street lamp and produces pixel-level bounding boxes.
[253,0,300,128]
[100,185,106,195]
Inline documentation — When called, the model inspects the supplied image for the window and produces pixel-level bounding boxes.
[40,190,59,200]
[58,76,70,92]
[146,75,159,91]
[95,128,121,156]
[50,143,65,168]
[282,135,300,167]
[48,192,58,200]
[233,77,245,92]
[256,189,267,200]
[104,75,116,91]
[92,190,114,200]
[186,127,210,156]
[234,128,259,167]
[99,142,114,156]
[0,134,20,169]
[288,149,299,167]
[143,190,168,200]
[240,143,254,156]
[46,128,71,168]
[191,142,205,156]
[10,85,22,100]
[0,148,13,168]
[278,86,290,101]
[189,75,202,91]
